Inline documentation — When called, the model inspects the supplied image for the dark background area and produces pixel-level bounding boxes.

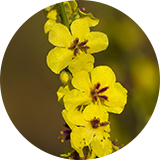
[1,0,159,157]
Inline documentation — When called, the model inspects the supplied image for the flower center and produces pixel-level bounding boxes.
[91,82,109,102]
[91,117,109,128]
[69,37,90,55]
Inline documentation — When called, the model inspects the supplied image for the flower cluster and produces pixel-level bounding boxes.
[44,1,128,159]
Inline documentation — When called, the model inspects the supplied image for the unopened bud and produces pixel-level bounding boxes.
[60,71,71,85]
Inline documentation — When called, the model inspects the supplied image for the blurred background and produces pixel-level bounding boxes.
[1,0,159,157]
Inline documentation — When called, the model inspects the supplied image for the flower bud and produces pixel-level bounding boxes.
[60,71,71,85]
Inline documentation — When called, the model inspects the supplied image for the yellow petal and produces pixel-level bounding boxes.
[64,0,77,14]
[78,10,99,27]
[71,141,84,158]
[71,18,90,41]
[72,70,91,92]
[44,19,56,34]
[83,104,109,122]
[49,23,72,47]
[62,109,75,130]
[70,127,87,158]
[68,54,95,76]
[104,82,128,114]
[46,47,73,74]
[86,149,96,159]
[91,132,112,157]
[71,126,94,151]
[63,89,91,111]
[91,66,116,88]
[86,31,109,54]
[57,85,70,101]
[47,9,58,20]
[67,110,87,126]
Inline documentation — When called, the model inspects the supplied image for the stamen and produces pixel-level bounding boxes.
[117,144,124,149]
[74,48,80,54]
[91,118,110,128]
[97,86,109,93]
[98,95,108,101]
[69,38,89,55]
[60,130,71,135]
[80,46,90,50]
[100,121,110,126]
[112,138,118,145]
[74,37,79,45]
[78,40,88,46]
[91,82,109,102]
[80,7,85,12]
[91,117,100,128]
[95,82,101,90]
[64,134,70,140]
[60,124,71,143]
[70,44,76,49]
[93,95,98,101]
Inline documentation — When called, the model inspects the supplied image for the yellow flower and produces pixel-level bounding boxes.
[44,1,77,34]
[47,18,108,74]
[64,66,128,114]
[62,104,112,158]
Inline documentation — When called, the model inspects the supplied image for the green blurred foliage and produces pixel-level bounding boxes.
[1,0,159,157]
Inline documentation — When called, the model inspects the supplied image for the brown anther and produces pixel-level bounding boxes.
[91,82,109,102]
[69,37,90,55]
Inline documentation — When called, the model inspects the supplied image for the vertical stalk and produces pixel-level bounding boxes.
[59,2,69,29]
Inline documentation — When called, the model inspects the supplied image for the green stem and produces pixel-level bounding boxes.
[59,2,69,29]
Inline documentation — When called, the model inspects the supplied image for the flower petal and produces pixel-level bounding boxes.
[44,19,56,34]
[62,109,75,130]
[71,18,90,41]
[65,0,77,13]
[57,85,70,101]
[71,141,84,158]
[72,70,92,92]
[86,149,96,159]
[67,110,88,126]
[98,124,111,134]
[86,31,109,54]
[91,66,116,88]
[46,47,73,74]
[68,54,95,76]
[78,9,99,27]
[91,132,112,157]
[67,111,96,147]
[71,126,94,151]
[83,104,109,122]
[63,89,91,111]
[71,127,87,157]
[49,23,72,47]
[104,82,128,114]
[47,9,58,20]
